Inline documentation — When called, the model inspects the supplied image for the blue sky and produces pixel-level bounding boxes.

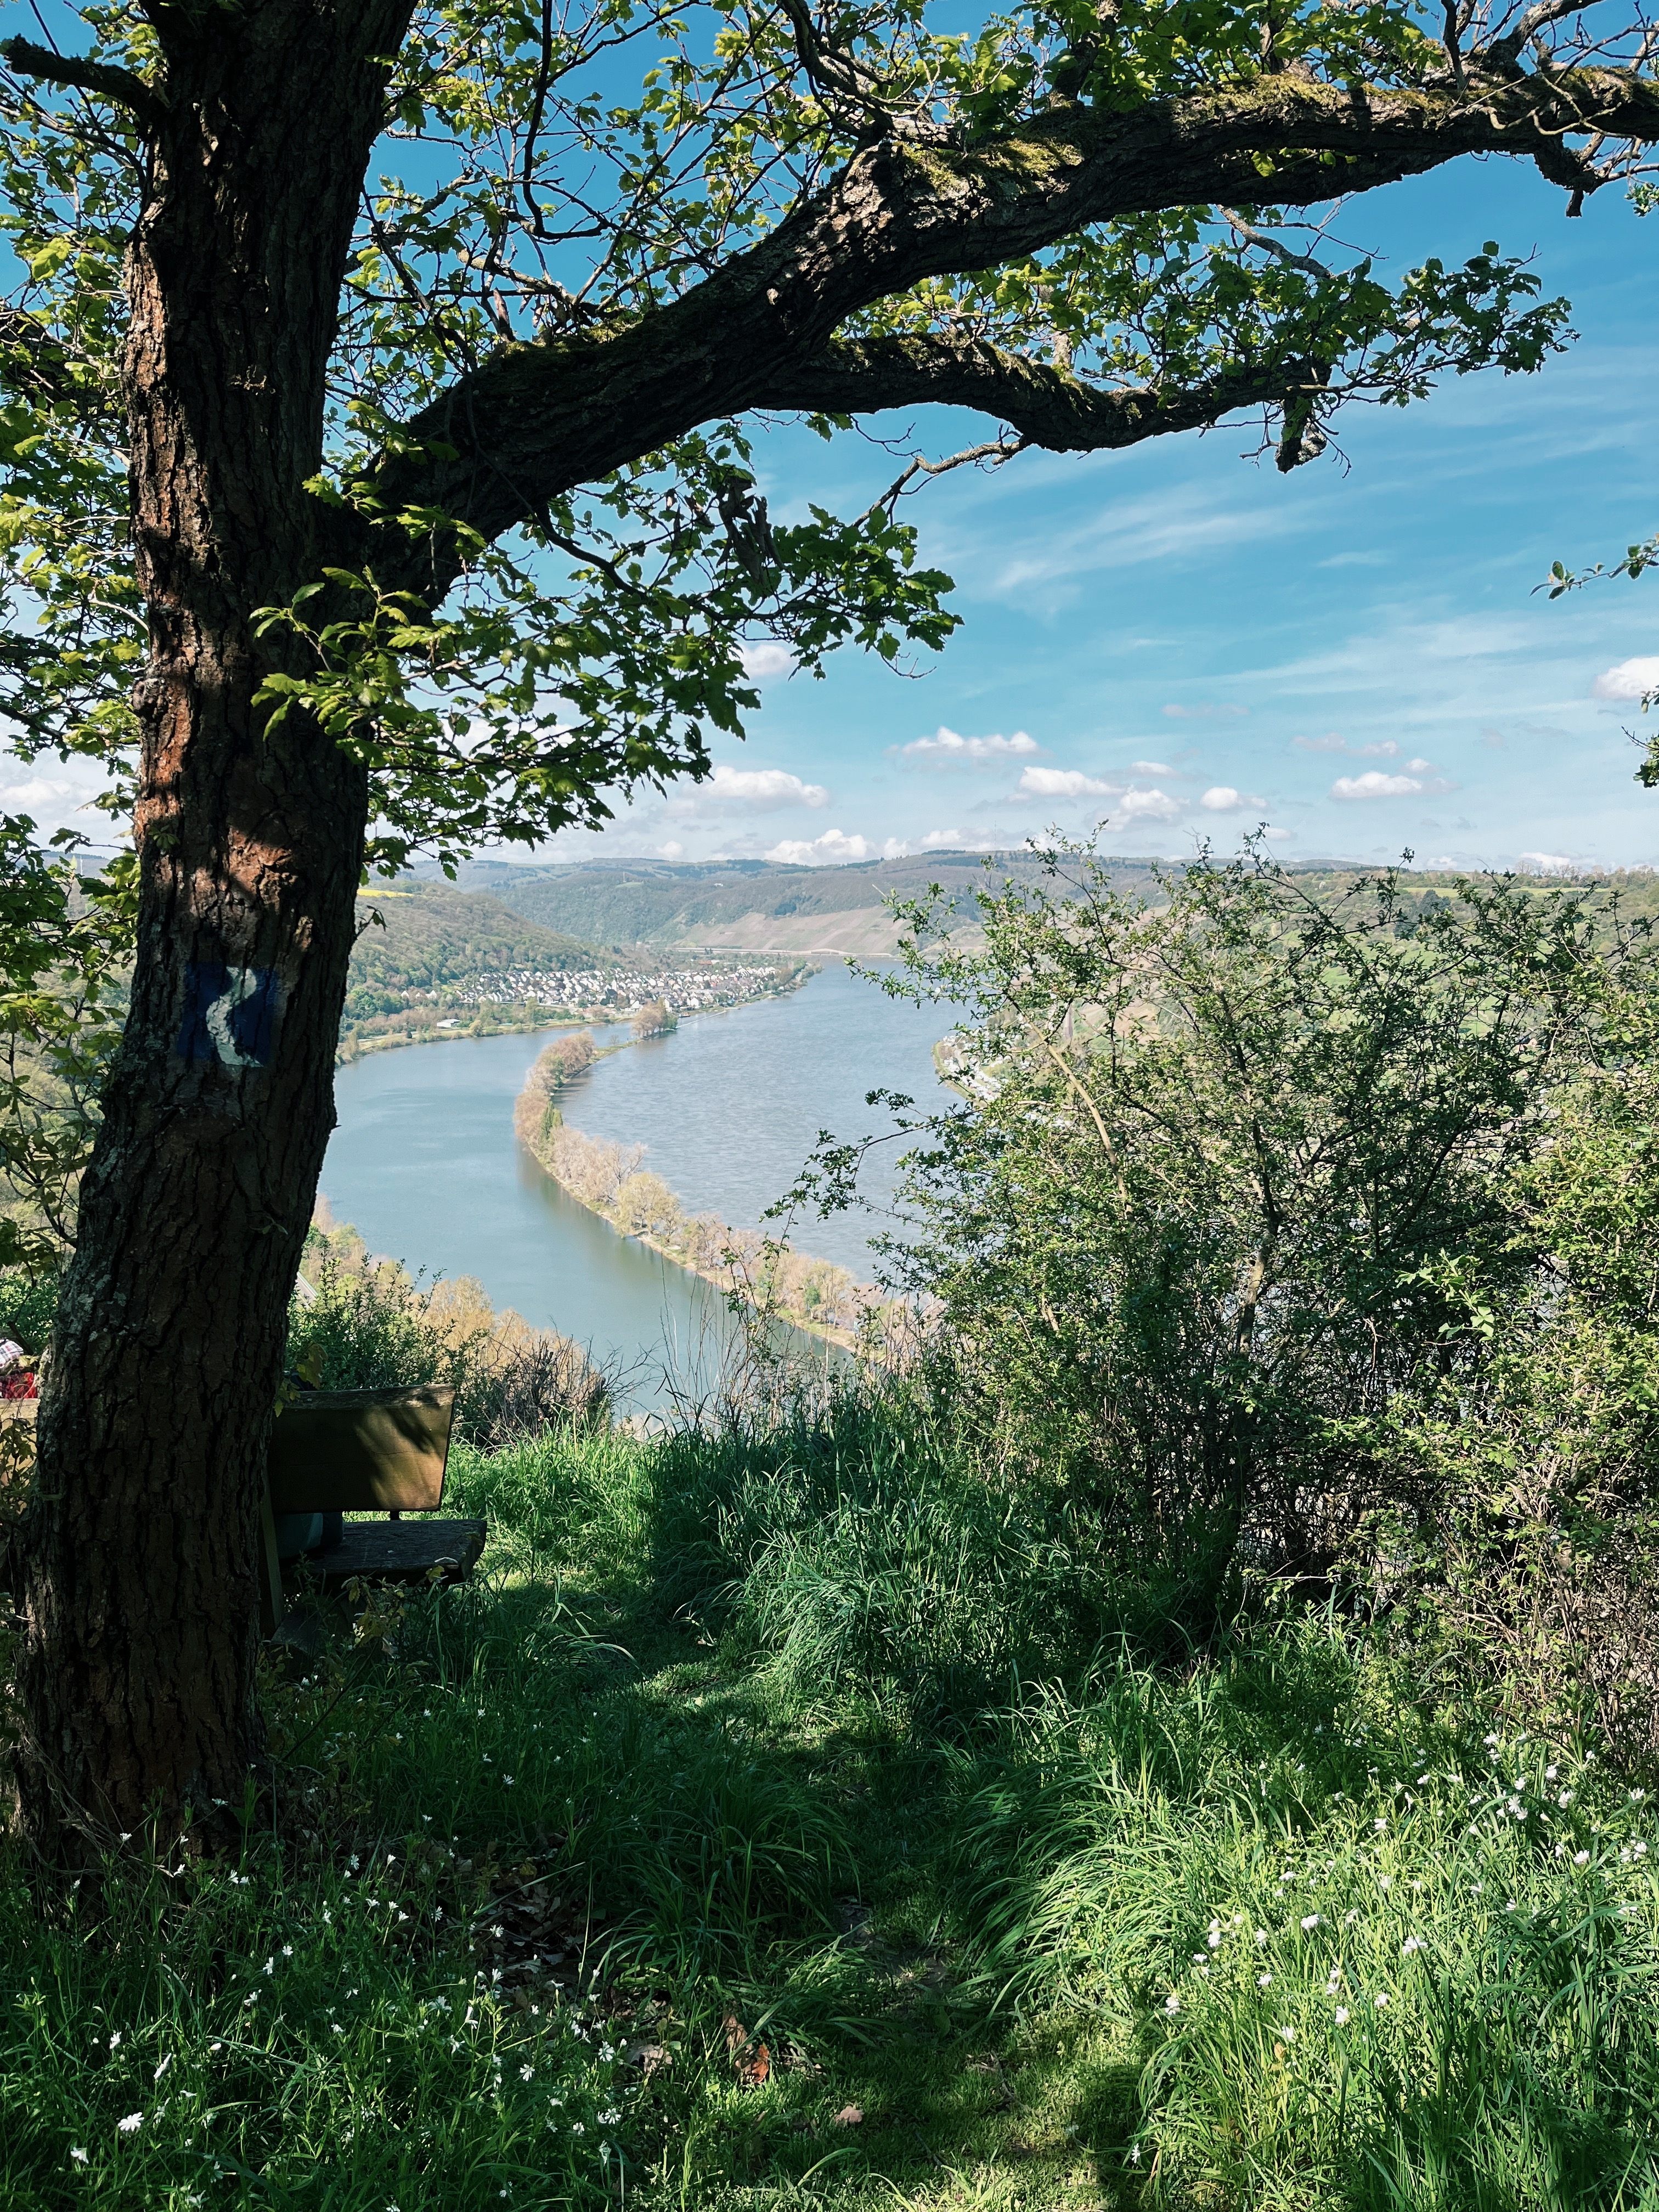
[543,156,1659,876]
[8,88,1654,876]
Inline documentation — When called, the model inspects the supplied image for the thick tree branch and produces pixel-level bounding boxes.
[369,59,1659,599]
[2,36,167,134]
[751,332,1317,455]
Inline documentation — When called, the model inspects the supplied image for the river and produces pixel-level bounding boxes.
[318,960,950,1403]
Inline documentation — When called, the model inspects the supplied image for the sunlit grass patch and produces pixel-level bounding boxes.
[957,1616,1659,2207]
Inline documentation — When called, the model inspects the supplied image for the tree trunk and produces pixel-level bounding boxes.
[12,8,407,1857]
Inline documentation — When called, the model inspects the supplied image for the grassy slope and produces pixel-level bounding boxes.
[9,1409,1659,2210]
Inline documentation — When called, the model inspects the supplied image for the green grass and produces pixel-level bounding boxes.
[5,1407,1659,2209]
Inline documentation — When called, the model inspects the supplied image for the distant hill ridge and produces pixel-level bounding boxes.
[397,851,1659,963]
[423,850,1165,955]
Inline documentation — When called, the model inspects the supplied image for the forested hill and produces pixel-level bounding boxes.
[346,883,613,1023]
[391,854,1659,963]
[438,850,1168,953]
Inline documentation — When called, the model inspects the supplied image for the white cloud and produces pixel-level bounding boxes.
[1404,758,1434,773]
[1200,787,1242,811]
[693,763,830,811]
[1592,657,1659,701]
[1331,771,1424,800]
[657,840,684,859]
[1118,787,1183,821]
[765,828,875,865]
[1019,766,1119,799]
[1263,827,1294,842]
[0,775,89,812]
[1517,851,1583,874]
[899,726,1042,765]
[740,642,796,680]
[1163,703,1248,720]
[1130,759,1173,775]
[1294,735,1399,757]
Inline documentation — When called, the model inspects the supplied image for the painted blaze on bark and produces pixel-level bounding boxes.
[3,0,1656,1851]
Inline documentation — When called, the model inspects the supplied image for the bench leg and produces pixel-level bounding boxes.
[258,1488,285,1639]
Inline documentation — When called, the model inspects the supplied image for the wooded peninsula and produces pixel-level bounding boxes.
[512,1029,890,1350]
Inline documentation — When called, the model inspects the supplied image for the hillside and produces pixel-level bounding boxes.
[449,851,1659,957]
[345,883,611,1023]
[339,881,809,1059]
[446,850,1167,954]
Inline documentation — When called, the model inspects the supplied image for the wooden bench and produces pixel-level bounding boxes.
[262,1385,483,1633]
[0,1389,481,1636]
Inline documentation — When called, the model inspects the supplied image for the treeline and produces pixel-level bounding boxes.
[514,1043,879,1344]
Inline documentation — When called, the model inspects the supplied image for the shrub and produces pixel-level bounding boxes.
[833,841,1653,1644]
[289,1222,607,1443]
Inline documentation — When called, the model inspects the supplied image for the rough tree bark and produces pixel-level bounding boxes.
[14,4,413,1853]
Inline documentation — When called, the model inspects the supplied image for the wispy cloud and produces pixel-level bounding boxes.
[1294,734,1400,757]
[1163,702,1248,720]
[971,479,1316,602]
[1130,759,1173,775]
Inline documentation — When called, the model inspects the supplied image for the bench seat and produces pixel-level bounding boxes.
[297,1514,486,1590]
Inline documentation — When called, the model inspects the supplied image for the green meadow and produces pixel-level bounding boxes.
[8,1398,1657,2210]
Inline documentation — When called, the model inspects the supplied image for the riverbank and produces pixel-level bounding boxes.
[513,1044,896,1355]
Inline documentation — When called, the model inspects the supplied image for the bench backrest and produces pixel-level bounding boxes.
[267,1386,456,1513]
[0,1387,458,1515]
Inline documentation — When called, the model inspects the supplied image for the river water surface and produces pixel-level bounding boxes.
[319,961,949,1402]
